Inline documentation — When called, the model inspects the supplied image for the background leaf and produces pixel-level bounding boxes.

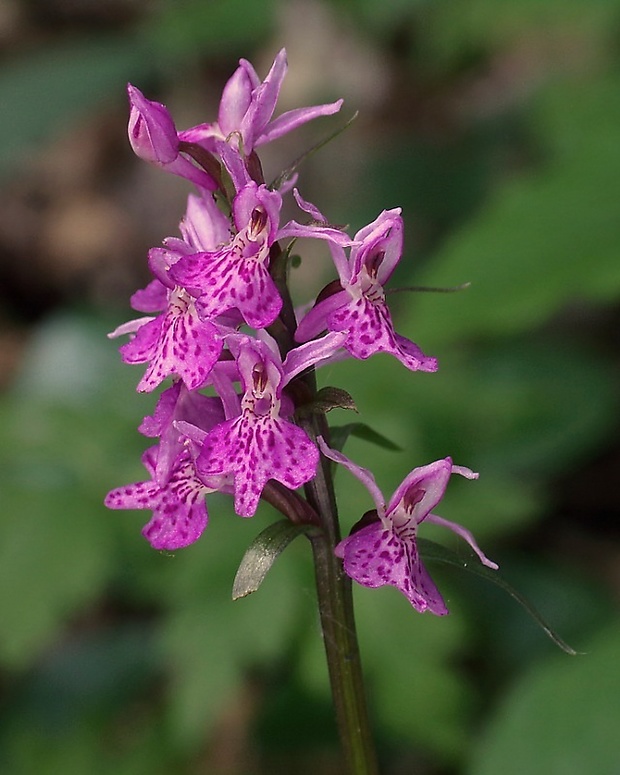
[469,623,620,775]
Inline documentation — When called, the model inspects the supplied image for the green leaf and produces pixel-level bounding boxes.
[232,520,313,600]
[314,386,358,414]
[329,422,403,452]
[469,623,620,775]
[419,539,576,655]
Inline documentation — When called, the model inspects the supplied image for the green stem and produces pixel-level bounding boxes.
[268,242,378,774]
[301,408,379,775]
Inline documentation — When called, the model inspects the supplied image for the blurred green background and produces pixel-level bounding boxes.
[1,0,619,773]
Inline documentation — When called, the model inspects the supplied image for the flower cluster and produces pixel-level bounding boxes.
[106,49,495,614]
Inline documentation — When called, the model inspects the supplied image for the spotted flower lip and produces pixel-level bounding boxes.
[105,445,230,551]
[116,285,224,393]
[318,438,497,615]
[295,209,438,373]
[168,182,284,329]
[127,84,217,190]
[168,182,355,330]
[195,332,345,517]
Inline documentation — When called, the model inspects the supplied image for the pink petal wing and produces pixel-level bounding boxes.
[218,62,254,136]
[120,316,162,365]
[294,291,349,343]
[106,452,210,550]
[242,49,287,147]
[131,279,168,313]
[122,303,222,393]
[256,100,344,147]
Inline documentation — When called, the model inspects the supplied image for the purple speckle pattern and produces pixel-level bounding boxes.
[328,295,437,372]
[335,521,448,615]
[105,448,211,550]
[119,288,222,392]
[170,242,282,330]
[198,413,318,517]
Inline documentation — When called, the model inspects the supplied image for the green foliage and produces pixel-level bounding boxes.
[233,520,314,599]
[159,505,309,749]
[469,623,620,775]
[330,421,402,453]
[420,539,576,654]
[356,587,472,760]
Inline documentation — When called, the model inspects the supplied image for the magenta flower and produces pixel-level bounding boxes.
[318,439,497,614]
[295,209,437,372]
[168,182,284,329]
[110,192,238,392]
[180,48,343,157]
[105,445,229,550]
[127,84,217,190]
[169,181,354,330]
[196,333,345,517]
[113,283,224,393]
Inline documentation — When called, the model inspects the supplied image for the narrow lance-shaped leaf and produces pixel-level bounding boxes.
[330,422,403,453]
[418,538,578,655]
[314,386,358,414]
[232,520,317,600]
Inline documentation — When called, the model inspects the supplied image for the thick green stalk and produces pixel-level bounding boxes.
[269,241,379,774]
[303,418,379,775]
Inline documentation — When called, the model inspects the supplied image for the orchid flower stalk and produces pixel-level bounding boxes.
[106,48,496,775]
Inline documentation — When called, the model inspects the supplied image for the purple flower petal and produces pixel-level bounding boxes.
[172,49,343,159]
[295,290,349,343]
[328,296,438,372]
[120,290,223,392]
[350,209,403,285]
[181,192,231,251]
[139,381,225,486]
[130,279,168,313]
[127,84,216,190]
[256,100,344,147]
[171,249,283,329]
[198,414,318,517]
[105,448,214,550]
[322,440,495,614]
[335,523,448,615]
[169,183,284,329]
[242,48,287,149]
[218,61,254,137]
[127,84,178,165]
[282,331,347,383]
